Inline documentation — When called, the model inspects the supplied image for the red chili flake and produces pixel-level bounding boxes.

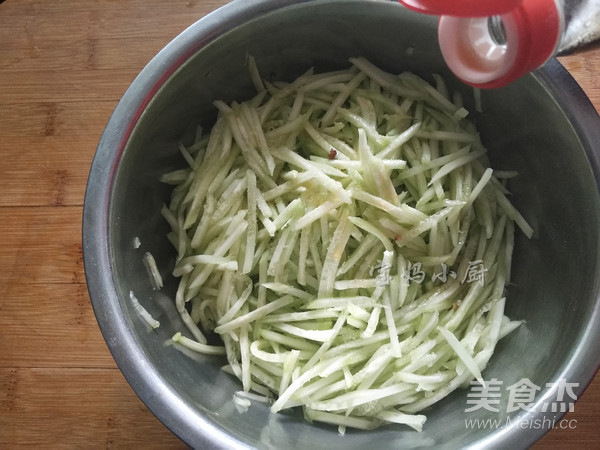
[394,235,402,241]
[328,149,337,160]
[452,302,459,311]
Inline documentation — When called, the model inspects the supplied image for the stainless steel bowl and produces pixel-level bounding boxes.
[82,0,600,448]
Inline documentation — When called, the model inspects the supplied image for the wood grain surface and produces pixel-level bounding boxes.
[0,0,598,448]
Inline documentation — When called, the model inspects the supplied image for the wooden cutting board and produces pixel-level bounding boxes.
[0,0,598,448]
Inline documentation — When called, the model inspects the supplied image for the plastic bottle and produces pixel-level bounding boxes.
[399,0,600,88]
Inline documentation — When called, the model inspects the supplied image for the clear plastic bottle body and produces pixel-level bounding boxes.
[558,0,600,53]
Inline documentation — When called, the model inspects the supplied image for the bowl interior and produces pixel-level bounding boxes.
[87,1,600,448]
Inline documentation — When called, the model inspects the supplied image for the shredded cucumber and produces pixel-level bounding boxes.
[129,291,160,330]
[160,56,531,432]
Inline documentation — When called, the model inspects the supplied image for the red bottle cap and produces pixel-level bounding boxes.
[399,0,522,17]
[399,0,562,88]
